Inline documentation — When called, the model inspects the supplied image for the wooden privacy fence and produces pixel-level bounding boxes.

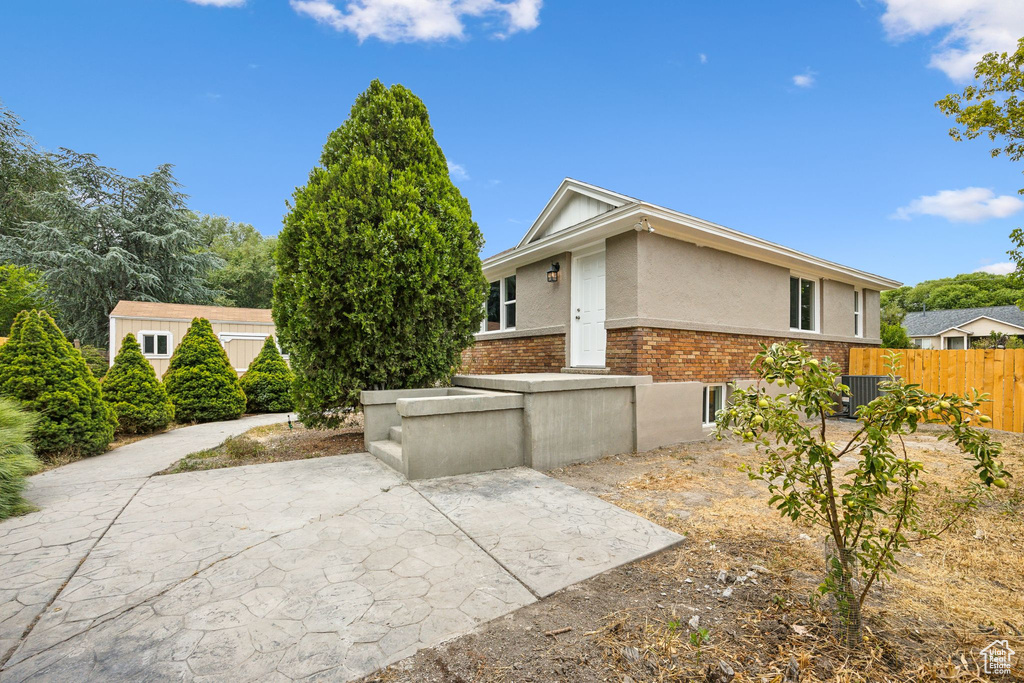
[849,348,1024,432]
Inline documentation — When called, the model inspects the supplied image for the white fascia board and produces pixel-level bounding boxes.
[486,202,901,291]
[514,178,637,248]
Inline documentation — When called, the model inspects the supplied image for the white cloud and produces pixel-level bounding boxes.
[186,0,246,6]
[976,261,1016,275]
[447,160,469,181]
[878,0,1024,81]
[792,69,816,88]
[290,0,542,42]
[698,53,707,64]
[891,187,1024,222]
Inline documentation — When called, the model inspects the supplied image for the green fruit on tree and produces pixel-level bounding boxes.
[794,377,805,387]
[751,415,764,425]
[776,379,786,387]
[993,478,1008,488]
[880,527,890,536]
[758,398,770,408]
[980,415,992,424]
[939,400,951,410]
[788,394,799,403]
[906,406,918,415]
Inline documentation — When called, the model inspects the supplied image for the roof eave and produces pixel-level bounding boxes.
[486,202,901,290]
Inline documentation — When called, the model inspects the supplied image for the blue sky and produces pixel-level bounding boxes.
[2,0,1024,287]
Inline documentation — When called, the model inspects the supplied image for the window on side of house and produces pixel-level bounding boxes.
[504,275,516,329]
[789,276,817,332]
[853,289,862,337]
[945,336,965,350]
[140,331,172,357]
[480,275,517,332]
[702,384,726,427]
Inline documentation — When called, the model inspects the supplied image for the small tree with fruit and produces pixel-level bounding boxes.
[716,342,1010,648]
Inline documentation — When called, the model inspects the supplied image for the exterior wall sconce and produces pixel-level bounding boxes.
[547,262,560,283]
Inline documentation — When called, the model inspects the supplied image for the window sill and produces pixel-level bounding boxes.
[790,328,820,335]
[143,354,172,359]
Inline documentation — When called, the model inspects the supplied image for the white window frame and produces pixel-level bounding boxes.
[789,274,819,334]
[853,289,863,338]
[479,274,517,334]
[138,330,173,359]
[702,384,726,427]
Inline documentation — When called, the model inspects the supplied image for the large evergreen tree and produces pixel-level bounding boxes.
[1,152,220,346]
[198,215,278,309]
[274,80,486,427]
[102,334,175,434]
[0,310,116,457]
[163,317,246,423]
[0,100,63,237]
[238,336,293,413]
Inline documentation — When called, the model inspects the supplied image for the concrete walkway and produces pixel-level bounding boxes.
[0,432,682,682]
[0,414,291,667]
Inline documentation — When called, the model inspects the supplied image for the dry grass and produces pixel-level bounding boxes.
[587,421,1024,682]
[158,413,364,474]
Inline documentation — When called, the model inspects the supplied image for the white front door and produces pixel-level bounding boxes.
[572,249,606,367]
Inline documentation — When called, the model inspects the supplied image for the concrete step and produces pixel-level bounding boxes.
[368,439,404,474]
[388,425,402,444]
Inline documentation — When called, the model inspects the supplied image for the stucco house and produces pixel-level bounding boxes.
[108,301,276,376]
[904,305,1024,349]
[461,178,900,392]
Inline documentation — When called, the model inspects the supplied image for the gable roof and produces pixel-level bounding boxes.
[904,305,1024,337]
[485,178,901,290]
[109,301,273,324]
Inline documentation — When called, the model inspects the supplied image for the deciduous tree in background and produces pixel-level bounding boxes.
[102,334,175,434]
[274,80,486,427]
[0,265,50,336]
[163,317,246,423]
[198,215,278,310]
[0,310,116,457]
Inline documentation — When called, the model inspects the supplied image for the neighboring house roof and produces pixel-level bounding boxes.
[903,305,1024,337]
[109,301,273,324]
[483,178,901,290]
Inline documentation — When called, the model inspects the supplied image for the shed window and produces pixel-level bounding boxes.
[790,276,817,332]
[140,331,172,357]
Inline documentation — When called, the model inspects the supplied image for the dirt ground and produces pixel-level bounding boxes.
[365,420,1024,683]
[158,413,365,474]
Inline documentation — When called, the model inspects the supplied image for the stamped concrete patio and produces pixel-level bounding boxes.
[0,421,682,682]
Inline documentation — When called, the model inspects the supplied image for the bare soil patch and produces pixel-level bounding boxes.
[158,413,364,474]
[366,421,1023,682]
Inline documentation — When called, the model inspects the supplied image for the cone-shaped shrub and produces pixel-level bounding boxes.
[103,334,175,434]
[0,310,116,457]
[239,336,293,413]
[163,317,246,423]
[0,398,41,520]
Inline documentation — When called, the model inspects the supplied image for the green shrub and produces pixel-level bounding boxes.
[0,310,116,457]
[239,336,293,413]
[274,80,486,426]
[0,398,41,520]
[163,317,246,423]
[79,345,108,379]
[102,334,175,434]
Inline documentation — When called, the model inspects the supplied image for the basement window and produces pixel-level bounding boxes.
[140,331,172,358]
[702,384,726,427]
[789,276,817,332]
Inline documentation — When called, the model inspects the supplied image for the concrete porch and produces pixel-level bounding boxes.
[362,373,711,479]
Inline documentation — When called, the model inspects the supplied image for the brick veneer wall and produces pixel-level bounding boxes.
[460,333,565,374]
[606,327,872,382]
